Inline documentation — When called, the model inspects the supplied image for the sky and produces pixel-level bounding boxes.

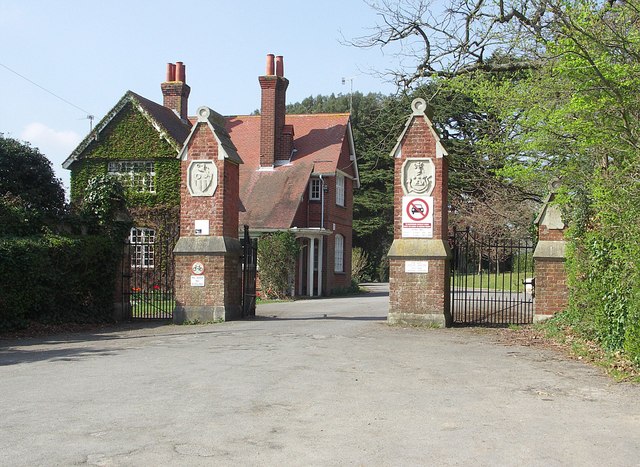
[0,0,399,194]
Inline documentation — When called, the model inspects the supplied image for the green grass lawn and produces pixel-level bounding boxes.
[131,298,175,318]
[451,272,533,292]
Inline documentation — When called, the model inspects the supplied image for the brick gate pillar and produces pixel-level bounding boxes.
[533,188,569,321]
[173,106,244,323]
[387,98,452,327]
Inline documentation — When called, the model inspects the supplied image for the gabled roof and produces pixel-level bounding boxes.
[178,106,242,164]
[227,113,351,168]
[389,98,447,160]
[62,91,191,169]
[227,113,355,229]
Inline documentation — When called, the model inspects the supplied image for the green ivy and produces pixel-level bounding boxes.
[69,103,181,209]
[564,169,640,365]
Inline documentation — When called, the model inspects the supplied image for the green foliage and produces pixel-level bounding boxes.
[0,235,118,331]
[425,1,640,365]
[69,103,180,208]
[512,252,534,275]
[0,194,41,236]
[257,231,300,299]
[0,135,65,217]
[351,247,369,283]
[80,175,125,225]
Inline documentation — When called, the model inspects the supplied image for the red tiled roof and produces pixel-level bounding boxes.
[227,113,350,230]
[226,114,349,169]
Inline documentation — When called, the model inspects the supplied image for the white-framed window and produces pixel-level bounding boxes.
[309,178,322,200]
[336,173,345,207]
[130,227,155,268]
[108,161,156,193]
[334,234,344,272]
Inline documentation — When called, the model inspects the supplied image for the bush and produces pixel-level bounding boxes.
[0,194,42,236]
[564,169,640,365]
[0,235,118,331]
[351,247,369,283]
[257,231,300,299]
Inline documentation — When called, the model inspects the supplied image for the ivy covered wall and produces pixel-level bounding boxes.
[69,103,181,209]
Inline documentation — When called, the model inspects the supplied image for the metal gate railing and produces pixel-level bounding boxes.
[241,225,258,318]
[449,228,535,325]
[123,230,177,320]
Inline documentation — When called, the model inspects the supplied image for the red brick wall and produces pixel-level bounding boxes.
[539,225,565,241]
[259,75,289,166]
[179,124,239,239]
[534,260,568,316]
[393,118,447,240]
[174,254,241,310]
[389,259,450,315]
[259,76,276,167]
[161,82,190,121]
[174,118,242,320]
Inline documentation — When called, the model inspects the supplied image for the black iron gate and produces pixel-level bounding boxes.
[122,230,177,320]
[241,225,258,318]
[449,228,535,325]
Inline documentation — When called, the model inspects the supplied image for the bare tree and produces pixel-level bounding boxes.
[345,0,569,87]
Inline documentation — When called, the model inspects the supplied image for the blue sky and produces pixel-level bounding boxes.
[0,0,399,192]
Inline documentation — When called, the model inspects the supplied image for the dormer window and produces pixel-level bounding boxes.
[309,178,321,201]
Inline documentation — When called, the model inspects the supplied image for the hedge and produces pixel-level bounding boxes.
[0,235,119,331]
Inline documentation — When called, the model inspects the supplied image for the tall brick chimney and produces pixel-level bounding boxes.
[161,61,191,122]
[258,54,292,168]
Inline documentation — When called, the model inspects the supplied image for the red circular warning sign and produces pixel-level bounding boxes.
[406,198,429,221]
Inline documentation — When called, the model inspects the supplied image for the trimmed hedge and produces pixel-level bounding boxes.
[0,235,118,331]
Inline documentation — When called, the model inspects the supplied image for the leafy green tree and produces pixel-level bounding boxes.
[0,135,65,216]
[0,135,66,235]
[364,0,640,361]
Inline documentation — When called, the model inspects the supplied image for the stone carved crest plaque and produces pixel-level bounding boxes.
[401,158,435,196]
[187,160,217,197]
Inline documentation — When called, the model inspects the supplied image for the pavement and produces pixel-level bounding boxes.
[1,283,639,466]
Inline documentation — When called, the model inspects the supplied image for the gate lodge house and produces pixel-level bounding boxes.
[63,55,359,297]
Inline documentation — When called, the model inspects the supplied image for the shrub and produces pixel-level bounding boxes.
[0,235,118,331]
[257,231,300,299]
[351,247,369,283]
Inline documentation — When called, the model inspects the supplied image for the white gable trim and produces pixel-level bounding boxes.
[388,98,448,161]
[177,106,243,164]
[346,120,361,188]
[63,92,180,169]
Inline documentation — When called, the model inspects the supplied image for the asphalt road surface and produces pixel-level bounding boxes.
[1,284,638,466]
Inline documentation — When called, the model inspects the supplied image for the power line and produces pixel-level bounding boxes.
[0,62,94,127]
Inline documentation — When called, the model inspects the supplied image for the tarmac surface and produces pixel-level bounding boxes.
[1,283,639,466]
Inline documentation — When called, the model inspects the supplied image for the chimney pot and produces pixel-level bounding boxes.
[266,54,275,76]
[166,63,175,82]
[275,56,284,77]
[176,61,186,83]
